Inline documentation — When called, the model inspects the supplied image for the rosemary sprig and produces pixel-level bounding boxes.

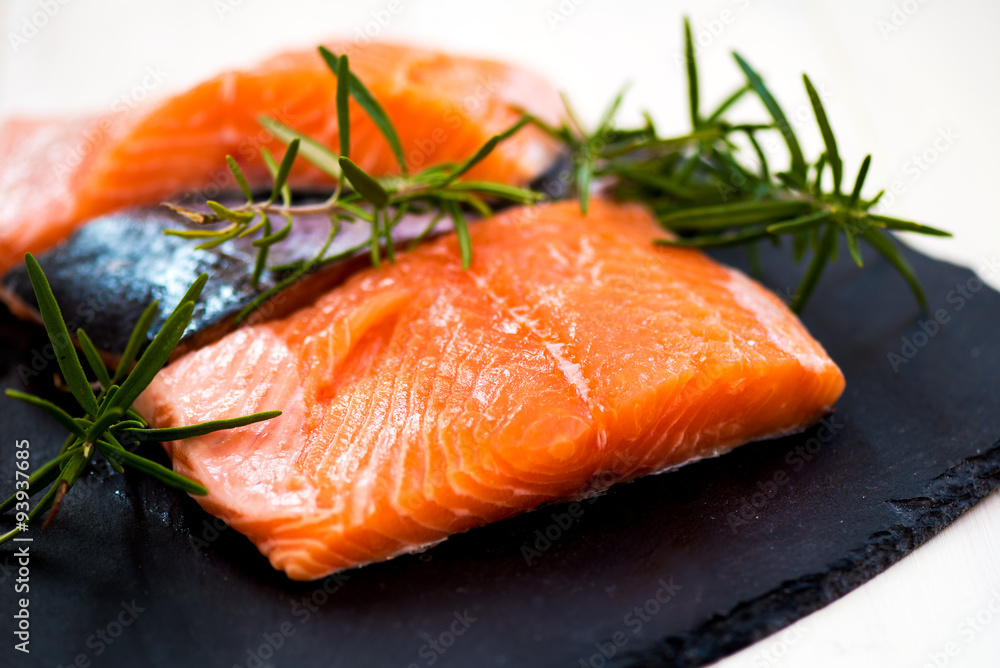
[522,18,951,312]
[171,23,950,315]
[165,48,541,293]
[0,254,280,545]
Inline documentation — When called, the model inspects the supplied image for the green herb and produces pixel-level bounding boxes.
[166,48,540,307]
[320,46,407,175]
[170,22,950,315]
[339,156,389,209]
[335,54,351,158]
[522,20,951,311]
[0,255,280,545]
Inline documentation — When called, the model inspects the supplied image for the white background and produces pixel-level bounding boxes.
[2,1,999,666]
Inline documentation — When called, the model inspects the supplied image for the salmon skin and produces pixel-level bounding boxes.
[0,157,570,359]
[0,42,563,275]
[0,198,452,361]
[135,199,846,581]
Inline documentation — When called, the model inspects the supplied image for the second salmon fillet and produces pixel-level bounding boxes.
[136,199,846,580]
[0,42,562,275]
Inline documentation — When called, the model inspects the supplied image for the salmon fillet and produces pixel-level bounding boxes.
[0,42,562,275]
[135,199,845,581]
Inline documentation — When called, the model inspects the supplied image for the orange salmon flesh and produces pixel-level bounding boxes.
[135,199,846,581]
[0,42,562,275]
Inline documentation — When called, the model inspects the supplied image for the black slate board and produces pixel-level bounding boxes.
[1,239,998,668]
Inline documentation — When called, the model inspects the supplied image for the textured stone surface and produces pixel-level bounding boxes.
[0,238,997,668]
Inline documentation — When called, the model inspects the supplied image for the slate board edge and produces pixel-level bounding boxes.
[606,439,1000,668]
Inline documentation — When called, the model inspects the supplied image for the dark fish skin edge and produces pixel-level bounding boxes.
[0,202,449,362]
[0,153,572,361]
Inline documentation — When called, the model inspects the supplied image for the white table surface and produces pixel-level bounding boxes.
[2,1,998,666]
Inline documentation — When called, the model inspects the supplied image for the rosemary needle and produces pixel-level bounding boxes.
[523,19,952,312]
[0,255,280,545]
[169,21,951,316]
[166,48,539,316]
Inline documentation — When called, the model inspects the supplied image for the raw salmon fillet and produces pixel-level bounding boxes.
[0,42,561,274]
[135,199,845,580]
